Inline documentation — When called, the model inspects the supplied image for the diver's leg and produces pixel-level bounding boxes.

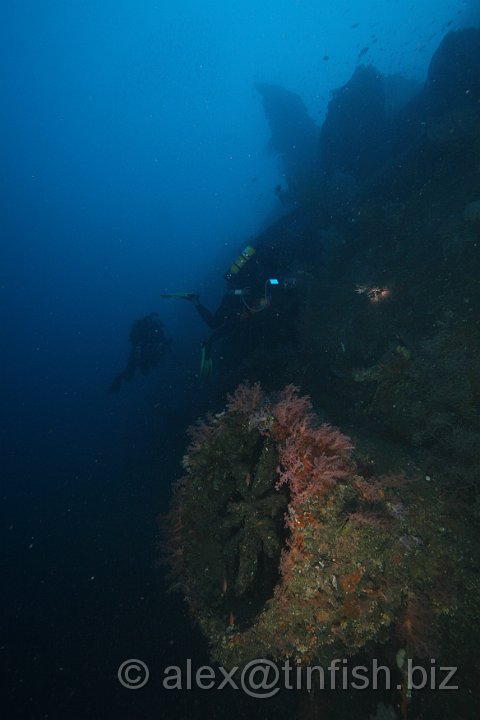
[109,351,135,392]
[192,300,218,329]
[109,372,126,394]
[123,352,137,381]
[199,321,237,380]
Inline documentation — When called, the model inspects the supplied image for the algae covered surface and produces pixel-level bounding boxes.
[167,384,480,672]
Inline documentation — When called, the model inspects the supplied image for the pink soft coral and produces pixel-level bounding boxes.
[276,424,352,501]
[270,385,353,501]
[226,380,264,415]
[270,384,315,437]
[203,381,354,503]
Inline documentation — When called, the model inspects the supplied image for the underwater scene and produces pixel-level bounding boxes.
[3,2,480,719]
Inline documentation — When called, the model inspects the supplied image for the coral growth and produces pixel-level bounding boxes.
[273,385,353,502]
[165,382,465,668]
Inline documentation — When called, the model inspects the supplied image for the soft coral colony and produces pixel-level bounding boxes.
[166,382,478,668]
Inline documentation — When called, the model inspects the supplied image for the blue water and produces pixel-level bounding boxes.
[2,2,480,718]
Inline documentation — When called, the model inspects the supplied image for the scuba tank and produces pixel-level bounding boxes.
[224,245,256,281]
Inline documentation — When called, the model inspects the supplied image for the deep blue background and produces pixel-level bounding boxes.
[2,1,480,717]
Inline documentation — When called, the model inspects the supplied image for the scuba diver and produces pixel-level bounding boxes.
[162,244,298,380]
[109,312,171,393]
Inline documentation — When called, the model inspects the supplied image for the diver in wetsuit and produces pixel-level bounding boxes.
[109,312,171,393]
[162,244,297,379]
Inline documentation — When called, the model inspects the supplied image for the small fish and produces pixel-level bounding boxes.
[358,46,369,58]
[323,55,329,61]
[352,22,359,28]
[222,576,228,594]
[229,609,235,626]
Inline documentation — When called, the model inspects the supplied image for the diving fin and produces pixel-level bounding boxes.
[199,342,213,382]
